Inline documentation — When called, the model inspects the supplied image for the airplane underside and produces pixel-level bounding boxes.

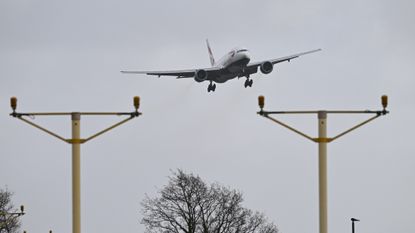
[205,57,255,92]
[213,73,237,83]
[207,68,253,93]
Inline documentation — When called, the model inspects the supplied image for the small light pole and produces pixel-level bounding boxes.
[0,205,25,217]
[351,218,360,233]
[10,97,142,233]
[0,205,25,229]
[257,95,389,233]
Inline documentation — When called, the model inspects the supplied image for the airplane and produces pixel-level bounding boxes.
[121,40,321,92]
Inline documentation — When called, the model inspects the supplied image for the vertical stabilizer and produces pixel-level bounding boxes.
[206,39,215,67]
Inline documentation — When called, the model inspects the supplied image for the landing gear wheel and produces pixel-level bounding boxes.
[207,83,216,92]
[244,79,249,88]
[244,79,253,88]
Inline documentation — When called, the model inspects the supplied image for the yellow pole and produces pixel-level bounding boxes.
[257,96,388,233]
[9,97,142,233]
[318,111,328,233]
[71,112,81,233]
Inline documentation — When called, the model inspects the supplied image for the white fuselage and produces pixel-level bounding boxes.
[213,47,251,83]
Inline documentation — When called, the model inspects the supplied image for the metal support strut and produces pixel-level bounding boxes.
[257,95,389,233]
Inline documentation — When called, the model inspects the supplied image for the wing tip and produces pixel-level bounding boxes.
[302,48,322,56]
[120,71,147,74]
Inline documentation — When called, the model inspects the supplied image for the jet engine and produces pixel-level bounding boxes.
[260,61,273,74]
[194,69,208,82]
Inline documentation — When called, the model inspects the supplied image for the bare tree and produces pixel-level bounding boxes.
[141,170,278,233]
[0,188,22,233]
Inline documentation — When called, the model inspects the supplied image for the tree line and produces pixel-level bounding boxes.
[141,170,278,233]
[2,170,278,233]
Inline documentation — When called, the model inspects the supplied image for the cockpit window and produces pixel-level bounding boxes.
[237,49,248,53]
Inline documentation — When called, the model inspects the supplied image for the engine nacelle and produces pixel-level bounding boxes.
[194,69,208,82]
[260,61,273,74]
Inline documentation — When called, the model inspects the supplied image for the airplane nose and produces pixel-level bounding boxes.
[243,51,251,62]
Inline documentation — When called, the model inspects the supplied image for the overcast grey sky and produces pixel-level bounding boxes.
[1,0,414,233]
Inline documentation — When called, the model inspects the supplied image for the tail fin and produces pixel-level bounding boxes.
[206,39,215,67]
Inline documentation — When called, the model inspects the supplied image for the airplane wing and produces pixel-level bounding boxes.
[246,48,321,69]
[121,67,221,79]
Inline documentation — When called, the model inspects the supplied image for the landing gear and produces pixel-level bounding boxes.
[244,78,253,88]
[207,82,216,92]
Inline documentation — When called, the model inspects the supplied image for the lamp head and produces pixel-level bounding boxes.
[133,96,140,111]
[11,97,17,112]
[381,95,388,110]
[351,218,360,222]
[258,95,265,110]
